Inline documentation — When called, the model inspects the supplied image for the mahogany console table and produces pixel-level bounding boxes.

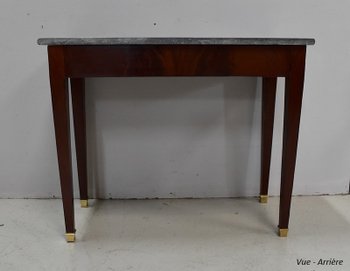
[38,37,315,242]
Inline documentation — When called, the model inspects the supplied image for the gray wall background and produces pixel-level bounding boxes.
[1,0,349,198]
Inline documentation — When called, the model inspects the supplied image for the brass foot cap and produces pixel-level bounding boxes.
[259,195,268,203]
[279,228,288,237]
[80,199,88,208]
[65,233,76,242]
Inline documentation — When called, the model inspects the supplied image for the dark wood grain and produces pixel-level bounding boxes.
[260,77,277,198]
[71,78,88,201]
[63,45,296,77]
[48,46,75,234]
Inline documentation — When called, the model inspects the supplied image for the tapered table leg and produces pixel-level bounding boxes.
[48,46,75,242]
[279,48,306,237]
[260,77,277,203]
[71,78,88,208]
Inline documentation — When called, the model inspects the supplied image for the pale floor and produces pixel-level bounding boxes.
[0,196,349,271]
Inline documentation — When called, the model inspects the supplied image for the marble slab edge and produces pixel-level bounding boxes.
[37,37,315,46]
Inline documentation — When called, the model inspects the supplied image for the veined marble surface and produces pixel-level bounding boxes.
[37,37,315,46]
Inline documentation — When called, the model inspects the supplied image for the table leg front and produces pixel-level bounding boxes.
[279,72,304,237]
[71,78,88,208]
[48,47,76,242]
[260,77,277,203]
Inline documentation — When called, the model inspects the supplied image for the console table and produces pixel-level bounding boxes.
[38,37,315,242]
